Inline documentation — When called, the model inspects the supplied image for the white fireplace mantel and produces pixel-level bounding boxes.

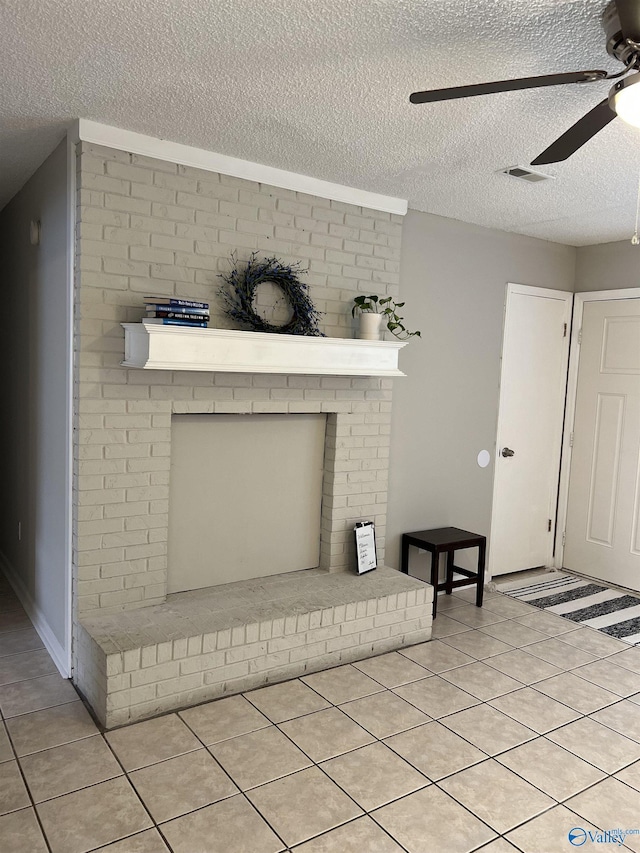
[121,322,407,376]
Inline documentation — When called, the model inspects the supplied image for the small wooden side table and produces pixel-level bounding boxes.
[400,527,486,619]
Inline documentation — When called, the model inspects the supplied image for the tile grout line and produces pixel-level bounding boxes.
[98,730,179,853]
[2,723,55,853]
[171,703,292,851]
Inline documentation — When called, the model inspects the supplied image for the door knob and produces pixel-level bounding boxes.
[501,447,515,457]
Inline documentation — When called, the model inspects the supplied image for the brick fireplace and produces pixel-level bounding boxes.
[72,142,432,727]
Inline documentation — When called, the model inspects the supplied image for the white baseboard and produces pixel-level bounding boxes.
[0,550,70,677]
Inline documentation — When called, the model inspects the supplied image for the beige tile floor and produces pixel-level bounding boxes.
[2,574,640,853]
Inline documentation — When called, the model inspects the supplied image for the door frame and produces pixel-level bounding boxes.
[555,287,640,569]
[488,282,574,579]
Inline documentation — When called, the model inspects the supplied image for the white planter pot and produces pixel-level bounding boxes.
[358,313,383,341]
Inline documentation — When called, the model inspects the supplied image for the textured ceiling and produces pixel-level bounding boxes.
[2,0,640,245]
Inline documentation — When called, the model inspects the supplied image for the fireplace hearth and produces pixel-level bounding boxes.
[77,567,433,728]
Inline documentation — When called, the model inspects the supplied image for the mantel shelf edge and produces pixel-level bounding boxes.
[121,323,407,376]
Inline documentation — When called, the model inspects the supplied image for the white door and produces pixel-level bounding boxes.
[490,284,573,576]
[563,297,640,590]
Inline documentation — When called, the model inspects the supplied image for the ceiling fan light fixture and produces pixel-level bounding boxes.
[610,72,640,127]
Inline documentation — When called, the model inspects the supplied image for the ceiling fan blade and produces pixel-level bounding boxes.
[616,0,640,43]
[530,98,616,165]
[409,70,607,104]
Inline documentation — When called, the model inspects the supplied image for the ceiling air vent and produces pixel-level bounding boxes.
[500,165,554,183]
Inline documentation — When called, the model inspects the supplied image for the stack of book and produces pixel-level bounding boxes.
[144,297,210,328]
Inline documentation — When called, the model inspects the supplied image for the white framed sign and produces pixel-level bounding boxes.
[354,521,377,574]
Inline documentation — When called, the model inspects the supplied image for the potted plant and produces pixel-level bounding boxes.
[352,295,421,341]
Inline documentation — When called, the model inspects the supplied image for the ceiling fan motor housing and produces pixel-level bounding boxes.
[604,0,640,67]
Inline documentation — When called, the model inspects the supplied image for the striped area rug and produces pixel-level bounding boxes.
[495,571,640,646]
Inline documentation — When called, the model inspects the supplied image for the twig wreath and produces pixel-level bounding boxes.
[219,253,324,336]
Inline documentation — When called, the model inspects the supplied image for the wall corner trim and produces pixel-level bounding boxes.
[74,119,408,216]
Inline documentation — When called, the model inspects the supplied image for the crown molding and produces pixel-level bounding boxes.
[72,120,408,216]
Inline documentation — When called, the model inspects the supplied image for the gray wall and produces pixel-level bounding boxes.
[575,240,640,292]
[0,141,69,658]
[386,209,576,572]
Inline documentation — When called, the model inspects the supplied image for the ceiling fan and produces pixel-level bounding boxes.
[410,0,640,165]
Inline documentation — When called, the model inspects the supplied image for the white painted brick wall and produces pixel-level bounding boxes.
[73,143,403,643]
